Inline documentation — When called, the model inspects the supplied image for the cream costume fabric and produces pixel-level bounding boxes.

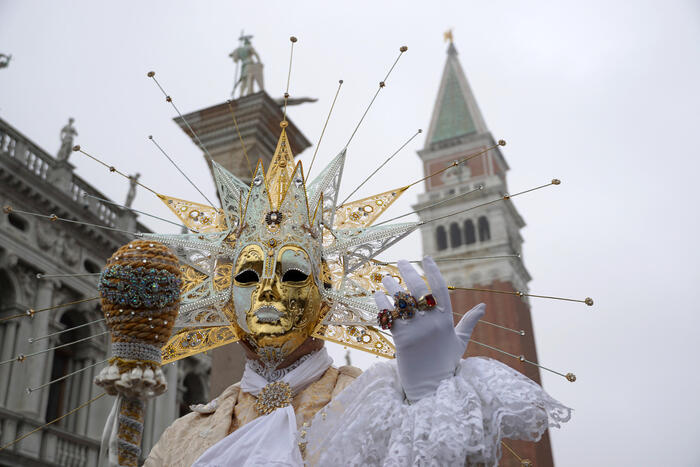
[145,355,569,466]
[144,358,360,467]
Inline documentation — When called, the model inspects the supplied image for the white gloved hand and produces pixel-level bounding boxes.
[374,257,485,402]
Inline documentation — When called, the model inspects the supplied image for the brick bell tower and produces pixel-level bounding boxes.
[413,39,555,466]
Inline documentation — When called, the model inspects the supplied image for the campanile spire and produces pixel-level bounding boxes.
[424,39,488,149]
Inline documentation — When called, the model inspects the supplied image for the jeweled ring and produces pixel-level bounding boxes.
[377,309,394,330]
[393,291,417,320]
[416,293,437,311]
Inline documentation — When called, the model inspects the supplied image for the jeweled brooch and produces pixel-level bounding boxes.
[255,381,293,415]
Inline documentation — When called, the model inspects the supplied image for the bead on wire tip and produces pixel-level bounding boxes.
[17,354,26,362]
[379,81,386,88]
[165,96,172,102]
[3,205,12,214]
[521,460,533,467]
[148,135,153,140]
[35,273,42,279]
[26,309,35,317]
[503,194,511,200]
[339,79,344,84]
[49,214,58,222]
[418,129,423,133]
[584,297,594,306]
[284,92,290,98]
[566,372,577,382]
[147,71,155,77]
[400,45,408,52]
[519,330,526,336]
[518,355,525,362]
[72,145,80,151]
[552,178,561,185]
[280,121,288,128]
[498,139,506,146]
[290,36,298,43]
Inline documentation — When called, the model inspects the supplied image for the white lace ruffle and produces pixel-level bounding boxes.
[304,357,571,467]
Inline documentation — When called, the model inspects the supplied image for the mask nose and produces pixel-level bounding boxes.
[259,277,280,302]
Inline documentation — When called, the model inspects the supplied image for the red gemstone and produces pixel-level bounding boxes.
[425,294,436,308]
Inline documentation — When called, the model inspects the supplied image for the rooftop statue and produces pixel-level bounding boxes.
[0,53,11,69]
[229,34,264,98]
[57,117,77,162]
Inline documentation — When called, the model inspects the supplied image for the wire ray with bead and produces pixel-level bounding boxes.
[306,79,343,182]
[344,46,408,149]
[339,128,422,206]
[3,206,142,237]
[0,331,108,367]
[148,135,215,206]
[26,359,108,394]
[0,392,107,452]
[147,71,215,164]
[0,296,100,324]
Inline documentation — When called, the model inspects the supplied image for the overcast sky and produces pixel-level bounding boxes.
[2,1,700,465]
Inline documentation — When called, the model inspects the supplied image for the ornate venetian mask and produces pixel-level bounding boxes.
[232,243,323,362]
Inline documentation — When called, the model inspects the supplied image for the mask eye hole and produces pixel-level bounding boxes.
[282,269,308,283]
[234,269,259,284]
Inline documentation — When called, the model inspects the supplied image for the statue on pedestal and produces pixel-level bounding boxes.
[229,34,264,97]
[0,54,11,70]
[125,173,140,208]
[57,118,77,162]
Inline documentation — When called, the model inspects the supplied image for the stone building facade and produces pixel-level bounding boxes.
[0,117,209,466]
[414,41,555,466]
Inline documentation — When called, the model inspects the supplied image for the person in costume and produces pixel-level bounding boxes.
[134,123,571,467]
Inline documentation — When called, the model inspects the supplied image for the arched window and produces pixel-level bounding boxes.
[435,226,447,251]
[464,219,476,245]
[478,216,491,242]
[449,223,462,248]
[45,310,100,432]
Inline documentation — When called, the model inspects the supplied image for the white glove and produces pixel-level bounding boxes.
[374,257,485,402]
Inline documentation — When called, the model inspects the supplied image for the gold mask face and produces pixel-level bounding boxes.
[231,244,323,360]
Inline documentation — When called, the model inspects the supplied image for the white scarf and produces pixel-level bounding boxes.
[192,348,333,467]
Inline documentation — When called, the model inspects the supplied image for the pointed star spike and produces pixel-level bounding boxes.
[267,127,296,208]
[211,160,249,220]
[307,149,346,228]
[328,222,419,274]
[334,185,409,229]
[241,161,273,227]
[157,194,227,233]
[279,161,310,220]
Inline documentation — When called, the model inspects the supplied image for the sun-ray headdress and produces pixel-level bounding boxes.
[146,124,413,364]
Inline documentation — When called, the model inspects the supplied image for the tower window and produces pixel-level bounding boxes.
[436,226,447,251]
[478,216,491,241]
[449,223,462,248]
[464,219,476,245]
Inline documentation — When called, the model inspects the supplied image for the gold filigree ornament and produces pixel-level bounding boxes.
[255,381,293,415]
[149,124,423,364]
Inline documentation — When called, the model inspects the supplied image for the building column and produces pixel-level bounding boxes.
[0,320,18,406]
[18,279,56,418]
[75,356,94,435]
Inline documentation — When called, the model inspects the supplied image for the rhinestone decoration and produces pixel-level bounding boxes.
[377,309,394,330]
[393,291,417,319]
[98,264,182,308]
[265,210,283,225]
[416,293,436,311]
[254,381,293,415]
